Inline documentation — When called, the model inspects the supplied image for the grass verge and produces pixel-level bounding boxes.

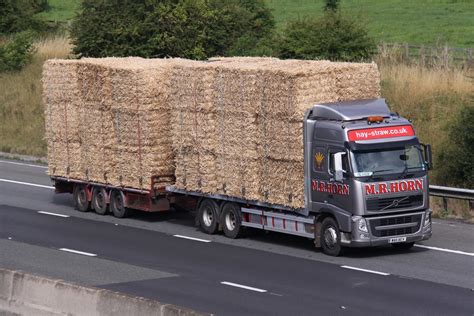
[0,35,73,156]
[378,62,473,185]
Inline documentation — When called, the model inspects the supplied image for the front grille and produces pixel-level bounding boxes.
[366,194,423,211]
[369,214,422,237]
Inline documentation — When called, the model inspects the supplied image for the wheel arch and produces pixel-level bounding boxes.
[312,207,351,248]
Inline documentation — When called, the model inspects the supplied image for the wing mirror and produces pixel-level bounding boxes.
[334,152,346,182]
[422,144,433,170]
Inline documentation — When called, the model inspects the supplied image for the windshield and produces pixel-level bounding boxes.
[351,145,425,177]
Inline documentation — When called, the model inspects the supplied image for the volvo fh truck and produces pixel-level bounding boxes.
[53,98,433,256]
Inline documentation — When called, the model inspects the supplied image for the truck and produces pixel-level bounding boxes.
[52,98,433,256]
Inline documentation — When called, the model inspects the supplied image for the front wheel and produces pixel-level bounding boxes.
[321,217,343,256]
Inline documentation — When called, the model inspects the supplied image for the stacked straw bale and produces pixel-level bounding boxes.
[44,56,380,209]
[170,58,380,208]
[43,57,181,190]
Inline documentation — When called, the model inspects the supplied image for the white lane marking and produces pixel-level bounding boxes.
[173,235,211,243]
[0,178,54,190]
[415,244,474,257]
[341,265,390,276]
[59,248,97,257]
[0,160,48,169]
[220,281,267,293]
[38,211,70,218]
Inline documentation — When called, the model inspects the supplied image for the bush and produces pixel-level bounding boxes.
[30,0,49,14]
[0,32,35,72]
[70,0,275,59]
[278,12,375,62]
[437,106,474,189]
[0,0,48,34]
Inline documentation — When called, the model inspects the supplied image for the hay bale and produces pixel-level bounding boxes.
[44,56,380,209]
[43,57,181,190]
[170,57,380,208]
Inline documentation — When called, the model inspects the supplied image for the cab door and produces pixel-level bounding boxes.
[327,146,353,211]
[311,145,330,204]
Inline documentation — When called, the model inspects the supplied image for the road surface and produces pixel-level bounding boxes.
[1,159,473,315]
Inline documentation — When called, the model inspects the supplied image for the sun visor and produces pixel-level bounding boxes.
[345,138,420,151]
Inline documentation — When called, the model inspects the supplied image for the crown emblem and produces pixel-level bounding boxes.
[315,152,324,169]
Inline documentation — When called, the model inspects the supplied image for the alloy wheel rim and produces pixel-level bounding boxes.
[225,212,236,231]
[203,208,213,227]
[324,226,338,249]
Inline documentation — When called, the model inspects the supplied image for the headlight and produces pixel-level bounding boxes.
[424,210,432,227]
[358,218,368,232]
[353,216,368,232]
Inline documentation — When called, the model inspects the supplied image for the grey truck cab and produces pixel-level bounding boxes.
[305,98,432,255]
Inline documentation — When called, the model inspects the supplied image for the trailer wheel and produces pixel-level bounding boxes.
[110,190,130,218]
[321,217,343,256]
[198,199,219,234]
[73,184,90,212]
[391,242,415,251]
[222,203,242,239]
[92,187,108,215]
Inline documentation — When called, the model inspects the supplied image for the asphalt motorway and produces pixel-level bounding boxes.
[1,159,473,315]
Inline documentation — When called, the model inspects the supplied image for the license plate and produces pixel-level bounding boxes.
[389,237,407,243]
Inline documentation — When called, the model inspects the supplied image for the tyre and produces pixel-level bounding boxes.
[92,187,108,215]
[198,199,219,234]
[221,203,242,239]
[110,190,130,218]
[391,242,415,251]
[73,184,90,212]
[321,217,343,256]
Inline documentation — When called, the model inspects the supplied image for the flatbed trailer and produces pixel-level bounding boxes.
[52,176,175,217]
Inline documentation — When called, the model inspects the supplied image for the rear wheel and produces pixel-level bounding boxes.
[198,199,219,234]
[92,187,108,215]
[321,217,343,256]
[73,184,90,212]
[391,242,415,251]
[222,203,242,239]
[110,190,130,218]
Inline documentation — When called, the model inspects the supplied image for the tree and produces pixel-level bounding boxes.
[436,106,474,188]
[70,0,275,59]
[0,32,35,72]
[0,0,48,34]
[278,12,375,62]
[208,0,275,56]
[324,0,340,12]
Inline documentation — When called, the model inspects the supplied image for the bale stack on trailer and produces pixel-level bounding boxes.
[44,57,380,209]
[43,58,179,190]
[43,59,83,180]
[170,58,380,209]
[170,57,278,198]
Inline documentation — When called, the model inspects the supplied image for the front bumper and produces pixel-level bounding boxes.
[341,210,432,247]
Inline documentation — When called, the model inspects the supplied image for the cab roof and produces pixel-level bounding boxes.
[310,98,391,121]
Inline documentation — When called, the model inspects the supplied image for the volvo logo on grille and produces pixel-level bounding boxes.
[380,196,409,211]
